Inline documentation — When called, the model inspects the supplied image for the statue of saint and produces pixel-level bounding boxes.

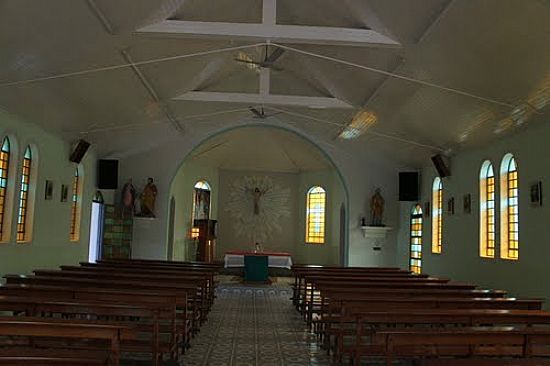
[121,179,136,214]
[140,177,158,217]
[370,188,385,226]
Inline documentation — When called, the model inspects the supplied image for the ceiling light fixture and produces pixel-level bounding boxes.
[338,110,377,139]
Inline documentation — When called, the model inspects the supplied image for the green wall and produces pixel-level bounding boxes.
[169,161,219,261]
[294,170,344,265]
[397,120,550,305]
[0,109,96,278]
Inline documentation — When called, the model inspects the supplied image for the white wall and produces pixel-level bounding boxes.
[119,122,402,267]
[397,121,550,303]
[0,108,96,277]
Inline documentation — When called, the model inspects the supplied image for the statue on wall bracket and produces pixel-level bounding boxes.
[370,188,385,226]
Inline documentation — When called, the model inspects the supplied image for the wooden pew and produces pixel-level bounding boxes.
[98,258,222,268]
[0,284,190,356]
[4,274,204,325]
[0,295,174,365]
[58,265,217,310]
[0,316,135,366]
[302,281,480,324]
[293,266,550,365]
[33,269,213,313]
[343,309,550,364]
[318,294,543,360]
[366,326,550,366]
[291,266,416,305]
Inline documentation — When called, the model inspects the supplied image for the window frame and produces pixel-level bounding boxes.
[305,186,327,245]
[410,204,423,274]
[431,177,443,254]
[70,165,83,242]
[16,145,33,243]
[500,153,519,260]
[479,160,496,258]
[0,137,11,242]
[191,180,212,238]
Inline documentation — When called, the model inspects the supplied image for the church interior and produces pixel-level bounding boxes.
[0,0,550,365]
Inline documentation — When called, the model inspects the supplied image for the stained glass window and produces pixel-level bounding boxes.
[306,186,326,244]
[70,166,81,241]
[191,180,211,237]
[0,137,10,241]
[431,177,443,253]
[194,181,211,190]
[410,204,423,274]
[17,146,32,242]
[480,161,495,258]
[501,154,519,260]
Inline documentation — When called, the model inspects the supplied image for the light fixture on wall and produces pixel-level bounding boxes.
[190,227,200,239]
[338,110,377,140]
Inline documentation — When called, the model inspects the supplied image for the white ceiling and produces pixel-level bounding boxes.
[0,0,549,167]
[188,126,332,173]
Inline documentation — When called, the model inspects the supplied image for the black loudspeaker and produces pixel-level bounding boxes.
[69,140,91,164]
[399,172,419,201]
[431,154,451,177]
[97,160,118,189]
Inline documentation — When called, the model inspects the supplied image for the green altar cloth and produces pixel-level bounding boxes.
[244,255,269,282]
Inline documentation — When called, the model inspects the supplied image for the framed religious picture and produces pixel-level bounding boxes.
[447,197,455,215]
[424,201,430,217]
[463,194,472,214]
[44,180,53,200]
[530,181,543,207]
[60,184,69,202]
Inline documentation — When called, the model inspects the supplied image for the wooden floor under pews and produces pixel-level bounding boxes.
[0,258,221,365]
[292,264,550,365]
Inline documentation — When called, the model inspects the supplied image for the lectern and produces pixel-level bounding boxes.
[193,219,217,262]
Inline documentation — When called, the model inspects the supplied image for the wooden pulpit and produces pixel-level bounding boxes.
[193,219,217,262]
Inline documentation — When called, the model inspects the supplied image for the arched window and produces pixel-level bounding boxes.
[0,137,11,241]
[16,146,33,242]
[306,186,326,244]
[500,154,519,260]
[431,177,443,253]
[191,180,211,238]
[410,204,423,274]
[70,166,82,242]
[479,160,496,258]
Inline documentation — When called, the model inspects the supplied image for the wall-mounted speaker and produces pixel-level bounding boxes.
[431,154,451,177]
[399,172,419,201]
[97,159,118,190]
[69,140,91,164]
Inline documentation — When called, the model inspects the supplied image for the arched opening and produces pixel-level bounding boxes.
[500,153,519,260]
[479,160,496,258]
[168,125,348,265]
[431,177,443,254]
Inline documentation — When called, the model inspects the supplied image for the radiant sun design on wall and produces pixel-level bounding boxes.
[225,176,290,243]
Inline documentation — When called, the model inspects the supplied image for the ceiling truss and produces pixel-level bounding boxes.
[137,0,400,48]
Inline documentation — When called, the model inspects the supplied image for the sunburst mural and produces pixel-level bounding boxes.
[225,176,291,243]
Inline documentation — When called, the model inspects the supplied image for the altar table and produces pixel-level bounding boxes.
[224,250,293,269]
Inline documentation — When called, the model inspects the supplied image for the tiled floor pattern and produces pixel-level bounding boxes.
[180,284,331,366]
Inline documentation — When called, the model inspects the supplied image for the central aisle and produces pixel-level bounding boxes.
[181,283,331,366]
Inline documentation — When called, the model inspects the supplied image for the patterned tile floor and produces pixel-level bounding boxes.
[180,284,331,366]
